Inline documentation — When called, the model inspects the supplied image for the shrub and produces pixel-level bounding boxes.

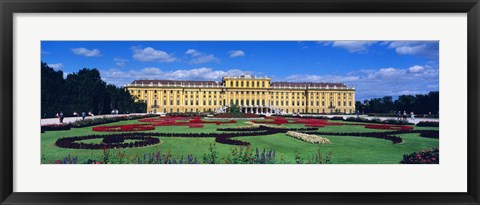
[400,148,439,164]
[41,123,71,132]
[364,124,413,131]
[55,134,160,149]
[416,121,439,127]
[330,116,344,121]
[419,130,439,139]
[92,124,155,132]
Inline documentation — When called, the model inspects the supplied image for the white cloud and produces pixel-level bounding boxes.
[322,41,377,53]
[408,65,425,73]
[284,74,359,83]
[100,67,249,86]
[387,41,438,56]
[185,49,220,64]
[132,47,177,62]
[228,50,245,58]
[113,58,128,67]
[71,47,101,57]
[47,63,64,71]
[282,63,438,101]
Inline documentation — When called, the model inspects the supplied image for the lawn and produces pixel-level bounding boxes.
[41,118,439,164]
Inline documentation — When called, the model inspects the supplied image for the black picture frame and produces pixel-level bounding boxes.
[1,0,479,204]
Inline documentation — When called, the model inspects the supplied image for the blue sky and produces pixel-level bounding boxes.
[41,41,439,101]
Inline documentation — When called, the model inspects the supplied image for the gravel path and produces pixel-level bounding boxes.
[41,113,152,125]
[300,114,439,124]
[41,113,438,126]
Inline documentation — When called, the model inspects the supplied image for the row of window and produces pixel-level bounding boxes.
[131,89,353,96]
[229,81,266,88]
[155,108,353,114]
[153,99,353,107]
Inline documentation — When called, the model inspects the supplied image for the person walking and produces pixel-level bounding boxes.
[397,111,401,120]
[410,112,415,120]
[59,112,64,123]
[81,112,86,120]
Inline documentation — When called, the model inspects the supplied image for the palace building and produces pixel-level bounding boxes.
[125,74,355,115]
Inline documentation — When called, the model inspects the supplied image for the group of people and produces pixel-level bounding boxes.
[397,110,415,120]
[56,111,94,123]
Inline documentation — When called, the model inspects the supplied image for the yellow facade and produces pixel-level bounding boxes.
[125,74,355,114]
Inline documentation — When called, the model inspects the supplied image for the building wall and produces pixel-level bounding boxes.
[126,76,355,114]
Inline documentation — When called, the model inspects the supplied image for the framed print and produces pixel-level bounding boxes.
[1,0,479,204]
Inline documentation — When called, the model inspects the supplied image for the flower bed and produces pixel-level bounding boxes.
[188,124,204,128]
[326,122,344,126]
[364,124,413,131]
[301,130,404,144]
[55,134,160,149]
[92,124,155,132]
[400,148,439,164]
[41,123,71,132]
[305,123,326,127]
[286,131,330,144]
[189,119,236,124]
[214,113,259,118]
[416,121,439,127]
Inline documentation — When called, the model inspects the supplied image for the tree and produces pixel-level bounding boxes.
[229,103,241,113]
[41,62,66,118]
[41,62,148,118]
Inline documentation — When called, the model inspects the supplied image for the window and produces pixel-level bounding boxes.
[170,100,173,105]
[230,82,233,87]
[349,102,352,106]
[241,81,244,87]
[163,100,166,105]
[145,90,147,93]
[262,82,265,87]
[236,81,238,87]
[177,100,180,105]
[322,101,325,106]
[246,81,249,87]
[338,102,341,106]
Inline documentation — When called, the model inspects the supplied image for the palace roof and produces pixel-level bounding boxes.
[271,82,347,88]
[131,80,219,86]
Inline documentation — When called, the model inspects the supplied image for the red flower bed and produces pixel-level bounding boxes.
[364,124,413,131]
[189,119,237,124]
[305,123,326,127]
[214,113,259,118]
[152,121,191,126]
[326,122,344,126]
[138,118,165,123]
[188,124,204,128]
[92,124,155,132]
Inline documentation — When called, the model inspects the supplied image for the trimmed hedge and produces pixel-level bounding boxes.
[416,121,439,127]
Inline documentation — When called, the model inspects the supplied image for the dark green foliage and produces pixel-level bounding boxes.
[356,91,439,115]
[400,148,439,164]
[41,62,146,118]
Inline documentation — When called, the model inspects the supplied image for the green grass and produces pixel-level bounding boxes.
[41,118,439,164]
